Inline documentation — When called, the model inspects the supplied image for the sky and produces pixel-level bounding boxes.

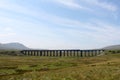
[0,0,120,49]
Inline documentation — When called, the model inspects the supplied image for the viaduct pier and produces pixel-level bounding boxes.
[21,49,104,57]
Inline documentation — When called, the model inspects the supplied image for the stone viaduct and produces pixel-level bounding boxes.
[21,49,104,57]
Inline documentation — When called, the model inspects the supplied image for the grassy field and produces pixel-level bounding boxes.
[0,53,120,80]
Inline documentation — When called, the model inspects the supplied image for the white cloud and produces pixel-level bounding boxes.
[50,0,91,11]
[0,32,16,37]
[84,0,117,11]
[50,0,118,12]
[0,2,119,44]
[53,0,82,9]
[0,26,16,38]
[4,27,13,32]
[0,0,119,49]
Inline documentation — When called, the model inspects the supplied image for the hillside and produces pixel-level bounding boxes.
[0,42,29,50]
[103,45,120,50]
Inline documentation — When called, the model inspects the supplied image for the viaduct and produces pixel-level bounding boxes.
[21,49,104,57]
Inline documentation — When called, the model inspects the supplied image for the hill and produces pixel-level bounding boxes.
[103,44,120,50]
[0,42,29,50]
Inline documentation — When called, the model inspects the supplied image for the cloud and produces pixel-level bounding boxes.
[84,0,118,11]
[0,33,16,37]
[49,0,91,11]
[4,27,13,32]
[0,0,119,49]
[52,0,82,9]
[50,0,118,12]
[0,1,119,42]
[0,27,16,37]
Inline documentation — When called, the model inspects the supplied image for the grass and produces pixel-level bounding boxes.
[0,53,120,80]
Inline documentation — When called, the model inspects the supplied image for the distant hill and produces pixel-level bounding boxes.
[103,45,120,50]
[0,42,29,50]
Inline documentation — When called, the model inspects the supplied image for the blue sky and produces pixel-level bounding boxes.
[0,0,120,49]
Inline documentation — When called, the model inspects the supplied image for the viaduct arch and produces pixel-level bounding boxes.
[21,49,104,57]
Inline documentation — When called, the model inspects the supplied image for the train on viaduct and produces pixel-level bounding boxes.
[21,49,105,57]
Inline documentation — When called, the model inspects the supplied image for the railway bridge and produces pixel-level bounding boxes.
[21,49,104,57]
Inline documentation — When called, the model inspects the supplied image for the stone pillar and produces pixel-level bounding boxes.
[59,50,62,57]
[50,51,52,57]
[84,50,87,57]
[55,50,58,57]
[38,51,40,56]
[77,50,80,57]
[36,51,38,56]
[73,50,75,57]
[43,51,45,56]
[61,50,63,57]
[66,50,69,57]
[93,50,96,56]
[39,51,41,56]
[29,51,31,56]
[41,51,43,56]
[54,50,56,57]
[83,50,85,57]
[45,51,47,56]
[49,50,51,56]
[63,50,65,57]
[25,51,27,55]
[32,51,34,56]
[74,50,76,57]
[81,50,83,57]
[30,50,33,56]
[41,50,43,56]
[25,51,26,55]
[55,50,57,57]
[87,50,89,57]
[53,50,55,57]
[92,50,94,57]
[86,50,88,57]
[90,50,93,57]
[26,51,28,56]
[64,50,66,57]
[57,50,59,57]
[34,51,35,56]
[34,51,36,56]
[76,50,79,57]
[52,50,54,57]
[71,50,74,57]
[33,51,35,56]
[35,51,37,56]
[24,51,26,55]
[87,50,90,57]
[94,50,97,56]
[40,51,43,56]
[47,50,50,56]
[44,50,46,56]
[68,50,71,57]
[97,50,100,55]
[46,50,48,56]
[99,50,101,55]
[56,50,58,57]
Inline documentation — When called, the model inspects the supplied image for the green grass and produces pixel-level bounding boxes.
[0,54,120,80]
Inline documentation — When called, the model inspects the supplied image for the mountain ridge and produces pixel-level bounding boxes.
[103,44,120,50]
[0,42,29,50]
